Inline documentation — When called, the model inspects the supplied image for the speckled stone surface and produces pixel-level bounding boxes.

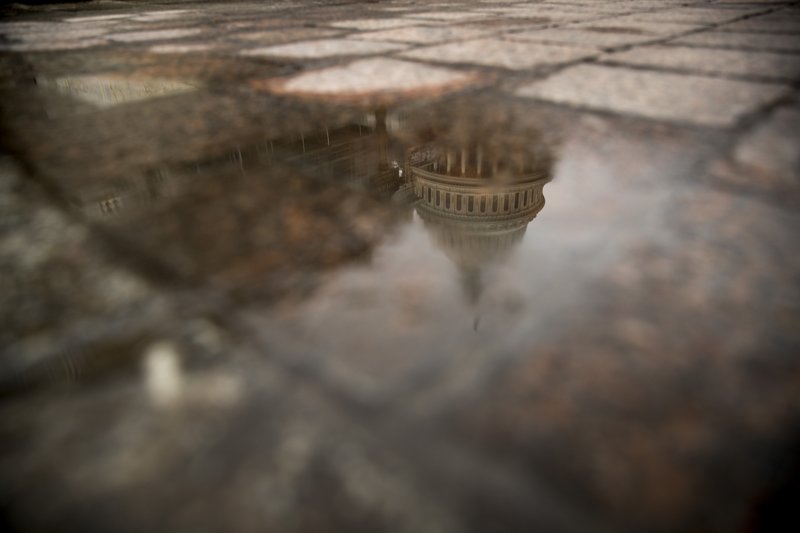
[1,2,799,533]
[400,38,596,70]
[516,64,789,126]
[670,30,800,52]
[604,45,800,81]
[507,28,661,49]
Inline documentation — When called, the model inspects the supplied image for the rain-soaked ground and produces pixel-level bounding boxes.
[1,1,799,532]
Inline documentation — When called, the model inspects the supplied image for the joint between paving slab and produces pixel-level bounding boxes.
[596,58,798,85]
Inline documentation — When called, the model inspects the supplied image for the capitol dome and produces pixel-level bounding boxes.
[407,141,552,304]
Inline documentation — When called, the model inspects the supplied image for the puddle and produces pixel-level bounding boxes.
[2,52,720,403]
[2,4,798,533]
[33,90,696,401]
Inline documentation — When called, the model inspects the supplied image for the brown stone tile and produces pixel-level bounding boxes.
[718,14,800,34]
[0,158,166,385]
[0,351,459,533]
[442,186,800,531]
[709,105,800,206]
[108,28,204,43]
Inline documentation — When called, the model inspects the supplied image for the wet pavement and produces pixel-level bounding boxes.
[1,1,799,532]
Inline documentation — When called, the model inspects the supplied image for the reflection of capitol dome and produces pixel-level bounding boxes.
[408,142,552,304]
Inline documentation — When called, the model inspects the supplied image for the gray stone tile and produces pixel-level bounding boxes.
[353,25,491,44]
[567,20,703,35]
[516,64,789,126]
[256,57,480,101]
[508,27,662,49]
[604,45,800,80]
[404,11,488,22]
[227,27,343,45]
[670,31,800,52]
[613,8,758,24]
[501,8,598,23]
[129,9,195,23]
[327,18,421,30]
[240,38,407,59]
[400,38,595,70]
[65,14,133,23]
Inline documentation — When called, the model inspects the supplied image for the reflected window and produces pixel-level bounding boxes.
[468,196,474,212]
[457,194,462,211]
[492,196,498,212]
[480,197,486,213]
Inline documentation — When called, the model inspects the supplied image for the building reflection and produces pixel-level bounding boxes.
[36,74,201,109]
[405,138,552,308]
[269,109,403,199]
[83,108,553,306]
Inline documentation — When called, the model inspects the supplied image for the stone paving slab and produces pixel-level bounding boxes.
[507,27,662,49]
[609,7,762,24]
[0,159,169,389]
[717,14,800,33]
[352,26,492,44]
[709,104,800,205]
[403,12,489,23]
[327,18,423,30]
[516,64,789,126]
[566,20,705,35]
[400,38,596,70]
[259,58,482,102]
[439,181,800,530]
[670,30,800,52]
[240,38,408,59]
[603,44,800,80]
[226,27,345,46]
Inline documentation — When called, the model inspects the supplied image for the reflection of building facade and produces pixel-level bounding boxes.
[82,112,401,218]
[272,110,402,199]
[36,74,200,108]
[407,141,552,305]
[411,144,548,224]
[81,109,554,308]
